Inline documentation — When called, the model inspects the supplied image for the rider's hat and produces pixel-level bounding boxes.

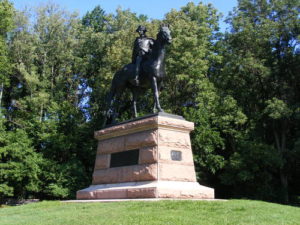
[136,25,147,33]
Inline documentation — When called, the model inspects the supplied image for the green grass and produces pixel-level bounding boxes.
[0,200,299,225]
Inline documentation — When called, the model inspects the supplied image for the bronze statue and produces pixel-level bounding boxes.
[103,25,172,126]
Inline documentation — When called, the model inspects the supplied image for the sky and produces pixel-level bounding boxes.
[10,0,238,31]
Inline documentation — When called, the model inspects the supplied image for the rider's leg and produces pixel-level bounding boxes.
[134,55,142,85]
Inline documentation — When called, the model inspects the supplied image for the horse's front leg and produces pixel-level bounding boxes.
[151,76,163,112]
[132,89,138,118]
[153,80,163,112]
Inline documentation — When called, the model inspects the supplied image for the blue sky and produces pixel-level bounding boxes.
[11,0,237,30]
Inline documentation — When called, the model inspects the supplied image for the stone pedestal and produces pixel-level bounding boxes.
[77,113,214,199]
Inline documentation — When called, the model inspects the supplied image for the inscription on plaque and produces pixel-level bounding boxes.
[171,150,182,161]
[110,149,139,168]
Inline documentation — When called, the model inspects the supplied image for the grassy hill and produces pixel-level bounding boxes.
[0,199,299,225]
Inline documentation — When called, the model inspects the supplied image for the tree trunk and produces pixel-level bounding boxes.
[280,169,288,204]
[39,104,43,122]
[273,121,289,204]
[0,82,3,112]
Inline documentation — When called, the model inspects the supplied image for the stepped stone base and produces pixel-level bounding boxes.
[77,112,214,200]
[77,181,214,199]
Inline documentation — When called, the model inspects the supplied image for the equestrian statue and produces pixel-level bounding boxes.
[103,24,172,126]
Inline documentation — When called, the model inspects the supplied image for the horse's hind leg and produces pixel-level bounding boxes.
[151,76,163,113]
[112,88,125,122]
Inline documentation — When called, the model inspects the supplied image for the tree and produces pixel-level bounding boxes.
[0,116,43,202]
[214,0,300,203]
[0,0,14,110]
[3,3,91,199]
[82,5,106,32]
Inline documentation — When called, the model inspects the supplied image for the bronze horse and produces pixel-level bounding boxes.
[104,25,172,126]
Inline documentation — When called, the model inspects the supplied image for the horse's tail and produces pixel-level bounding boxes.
[101,71,121,128]
[101,90,115,128]
[111,70,121,84]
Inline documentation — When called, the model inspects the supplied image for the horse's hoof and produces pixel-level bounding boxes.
[133,79,139,86]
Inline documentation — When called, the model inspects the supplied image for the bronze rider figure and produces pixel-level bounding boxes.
[132,25,154,86]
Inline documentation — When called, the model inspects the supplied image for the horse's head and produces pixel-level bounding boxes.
[157,25,172,44]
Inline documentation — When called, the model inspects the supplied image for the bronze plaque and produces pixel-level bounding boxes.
[171,150,182,161]
[110,149,139,168]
